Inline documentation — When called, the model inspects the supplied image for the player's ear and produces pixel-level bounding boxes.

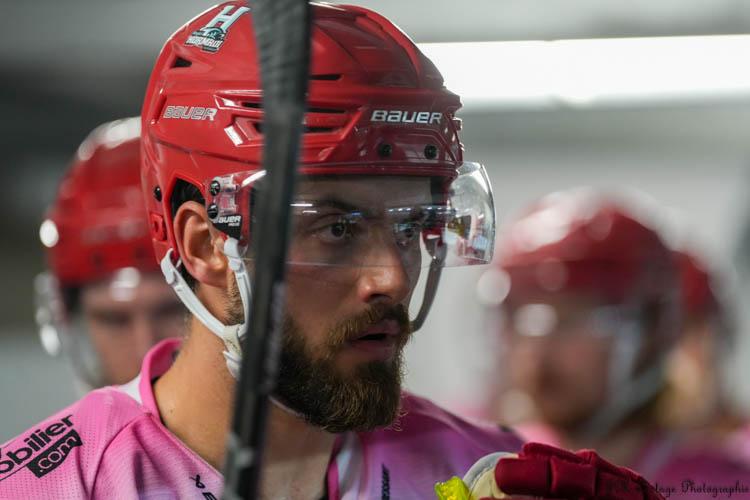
[173,201,228,288]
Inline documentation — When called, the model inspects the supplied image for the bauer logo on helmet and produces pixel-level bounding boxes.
[370,110,443,125]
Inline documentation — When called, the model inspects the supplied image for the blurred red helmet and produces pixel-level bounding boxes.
[486,190,682,434]
[41,117,159,287]
[141,1,467,265]
[496,189,677,307]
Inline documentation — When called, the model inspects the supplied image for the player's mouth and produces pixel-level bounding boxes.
[345,319,402,361]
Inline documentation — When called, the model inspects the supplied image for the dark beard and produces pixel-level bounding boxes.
[275,306,410,433]
[226,283,411,432]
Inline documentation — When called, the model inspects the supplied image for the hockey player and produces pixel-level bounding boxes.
[1,4,664,499]
[482,188,749,497]
[35,117,184,390]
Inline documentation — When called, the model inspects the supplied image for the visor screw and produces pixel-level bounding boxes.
[207,203,219,219]
[424,144,438,159]
[209,180,221,196]
[153,186,162,202]
[378,143,393,158]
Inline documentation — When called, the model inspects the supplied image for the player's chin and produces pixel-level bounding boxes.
[321,365,404,432]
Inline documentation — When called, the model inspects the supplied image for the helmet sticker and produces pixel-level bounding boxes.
[213,214,243,240]
[185,5,251,53]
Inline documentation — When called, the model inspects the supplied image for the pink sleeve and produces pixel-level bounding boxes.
[0,389,143,499]
[92,411,224,499]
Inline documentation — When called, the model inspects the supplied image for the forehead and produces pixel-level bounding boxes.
[81,271,175,307]
[294,176,433,208]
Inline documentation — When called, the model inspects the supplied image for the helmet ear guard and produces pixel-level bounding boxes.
[160,245,248,379]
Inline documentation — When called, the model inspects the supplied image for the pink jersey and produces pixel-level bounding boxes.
[518,422,750,499]
[0,339,522,499]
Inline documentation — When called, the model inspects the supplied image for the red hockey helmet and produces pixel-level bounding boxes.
[496,190,677,308]
[41,117,158,287]
[484,189,681,437]
[141,1,493,270]
[37,118,173,383]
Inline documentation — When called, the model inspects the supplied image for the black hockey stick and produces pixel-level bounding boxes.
[222,1,311,499]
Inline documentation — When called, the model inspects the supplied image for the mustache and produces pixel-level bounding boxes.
[327,303,411,349]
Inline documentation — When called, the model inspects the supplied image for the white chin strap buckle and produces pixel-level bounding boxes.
[160,239,252,379]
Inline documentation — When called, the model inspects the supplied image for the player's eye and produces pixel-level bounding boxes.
[312,217,356,244]
[89,310,132,331]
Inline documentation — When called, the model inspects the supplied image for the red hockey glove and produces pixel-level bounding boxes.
[494,442,664,500]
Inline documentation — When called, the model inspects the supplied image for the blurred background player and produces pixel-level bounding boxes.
[478,188,749,493]
[35,117,185,391]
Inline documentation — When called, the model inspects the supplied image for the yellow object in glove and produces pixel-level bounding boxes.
[435,452,516,500]
[434,476,471,500]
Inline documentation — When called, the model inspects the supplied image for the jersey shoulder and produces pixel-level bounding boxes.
[349,393,523,498]
[361,392,523,464]
[0,386,149,498]
[398,392,523,452]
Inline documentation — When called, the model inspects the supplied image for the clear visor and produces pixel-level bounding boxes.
[207,162,495,269]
